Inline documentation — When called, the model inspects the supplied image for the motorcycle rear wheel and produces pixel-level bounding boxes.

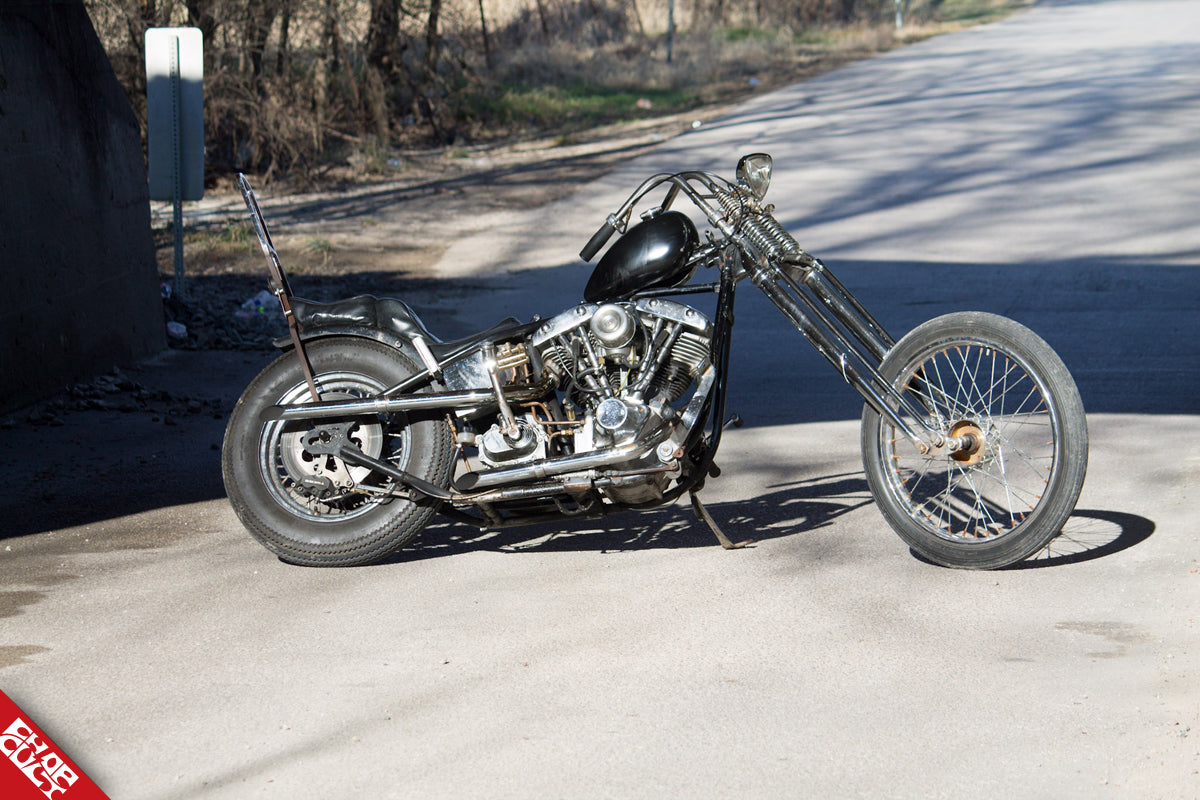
[222,338,453,566]
[861,312,1087,569]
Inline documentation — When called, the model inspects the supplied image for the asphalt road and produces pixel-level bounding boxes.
[4,1,1198,798]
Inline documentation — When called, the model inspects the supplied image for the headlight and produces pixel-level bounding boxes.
[735,153,773,200]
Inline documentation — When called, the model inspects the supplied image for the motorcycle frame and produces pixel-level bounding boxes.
[595,170,945,452]
[242,169,952,510]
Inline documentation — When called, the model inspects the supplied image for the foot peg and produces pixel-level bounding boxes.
[690,491,753,550]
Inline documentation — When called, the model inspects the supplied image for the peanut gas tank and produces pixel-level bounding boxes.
[583,211,699,303]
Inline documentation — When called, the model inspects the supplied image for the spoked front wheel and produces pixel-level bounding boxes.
[861,312,1088,569]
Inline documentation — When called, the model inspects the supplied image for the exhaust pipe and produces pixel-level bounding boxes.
[455,432,668,491]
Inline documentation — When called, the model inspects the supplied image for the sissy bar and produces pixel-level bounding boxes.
[237,173,320,401]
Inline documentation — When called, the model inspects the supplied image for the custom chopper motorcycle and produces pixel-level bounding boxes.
[223,154,1088,569]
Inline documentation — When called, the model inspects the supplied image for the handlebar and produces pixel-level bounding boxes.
[582,171,745,265]
[579,219,617,262]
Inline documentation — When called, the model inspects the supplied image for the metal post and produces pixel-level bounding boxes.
[169,34,185,299]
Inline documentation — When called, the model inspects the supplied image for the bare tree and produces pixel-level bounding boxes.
[365,0,406,140]
[245,0,279,83]
[477,0,492,70]
[276,0,293,76]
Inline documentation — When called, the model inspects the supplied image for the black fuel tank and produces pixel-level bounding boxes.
[584,211,699,303]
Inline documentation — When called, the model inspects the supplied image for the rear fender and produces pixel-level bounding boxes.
[272,325,410,354]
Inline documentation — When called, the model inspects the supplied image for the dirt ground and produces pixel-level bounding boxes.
[154,107,734,281]
[148,107,742,350]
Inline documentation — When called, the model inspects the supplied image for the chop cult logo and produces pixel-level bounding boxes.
[1,716,79,798]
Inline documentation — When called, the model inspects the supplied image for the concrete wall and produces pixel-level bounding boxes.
[0,0,165,414]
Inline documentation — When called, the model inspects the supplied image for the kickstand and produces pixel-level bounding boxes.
[690,491,753,550]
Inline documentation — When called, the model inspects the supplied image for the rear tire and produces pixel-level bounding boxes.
[861,313,1087,569]
[222,338,453,566]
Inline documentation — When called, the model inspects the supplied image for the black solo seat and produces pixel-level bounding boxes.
[289,295,534,363]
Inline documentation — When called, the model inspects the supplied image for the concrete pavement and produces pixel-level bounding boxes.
[3,1,1198,797]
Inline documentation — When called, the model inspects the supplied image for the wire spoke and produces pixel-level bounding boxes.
[883,334,1059,545]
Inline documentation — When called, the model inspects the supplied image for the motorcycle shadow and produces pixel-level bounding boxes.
[400,473,874,561]
[889,507,1156,570]
[398,484,1155,568]
[1003,509,1156,570]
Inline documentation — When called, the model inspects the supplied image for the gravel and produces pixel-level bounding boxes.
[158,271,452,351]
[4,364,225,430]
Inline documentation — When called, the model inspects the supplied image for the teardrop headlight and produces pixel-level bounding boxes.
[735,153,773,200]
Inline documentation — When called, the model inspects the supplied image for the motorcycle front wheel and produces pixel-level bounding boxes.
[222,337,454,566]
[861,312,1087,569]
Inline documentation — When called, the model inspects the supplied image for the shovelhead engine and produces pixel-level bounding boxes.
[466,298,714,504]
[533,298,712,411]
